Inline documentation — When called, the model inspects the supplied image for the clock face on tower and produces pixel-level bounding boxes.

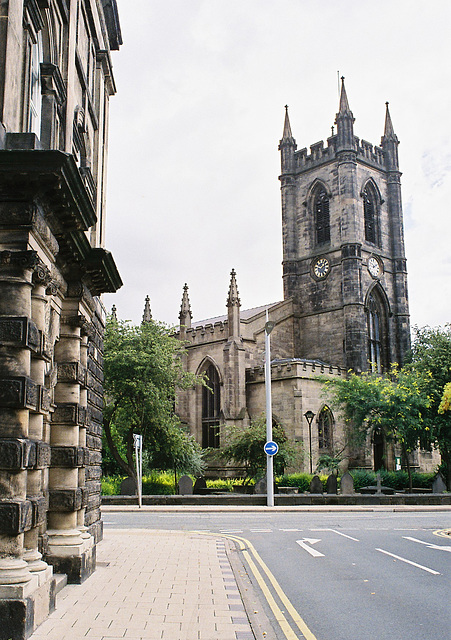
[313,256,330,279]
[368,256,382,278]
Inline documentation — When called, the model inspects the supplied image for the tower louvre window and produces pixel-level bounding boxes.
[202,364,220,448]
[363,185,377,244]
[314,188,330,244]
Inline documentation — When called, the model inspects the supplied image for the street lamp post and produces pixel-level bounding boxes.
[264,310,275,507]
[304,410,315,474]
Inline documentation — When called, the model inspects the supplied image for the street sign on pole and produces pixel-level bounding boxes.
[265,309,274,507]
[133,434,143,508]
[264,441,279,456]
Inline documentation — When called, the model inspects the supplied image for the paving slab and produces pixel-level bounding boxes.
[29,530,262,640]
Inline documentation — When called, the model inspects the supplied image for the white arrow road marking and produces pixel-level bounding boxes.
[376,548,440,575]
[296,538,324,557]
[403,536,451,552]
[310,528,359,542]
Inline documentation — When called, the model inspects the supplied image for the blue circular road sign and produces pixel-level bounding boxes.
[264,441,279,456]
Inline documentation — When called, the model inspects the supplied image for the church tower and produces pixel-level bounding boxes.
[279,78,410,372]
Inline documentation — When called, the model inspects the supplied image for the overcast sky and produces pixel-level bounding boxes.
[103,0,451,332]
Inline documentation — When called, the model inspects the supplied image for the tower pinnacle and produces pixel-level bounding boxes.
[381,102,399,170]
[179,284,192,324]
[142,295,152,323]
[226,269,241,340]
[335,76,355,151]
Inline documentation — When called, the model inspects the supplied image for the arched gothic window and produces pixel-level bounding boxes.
[202,364,220,448]
[314,187,330,245]
[318,406,333,450]
[366,289,389,373]
[363,184,378,245]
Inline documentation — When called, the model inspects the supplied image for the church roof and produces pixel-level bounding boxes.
[190,301,282,329]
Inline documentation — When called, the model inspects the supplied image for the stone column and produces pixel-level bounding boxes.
[0,250,54,634]
[46,297,94,583]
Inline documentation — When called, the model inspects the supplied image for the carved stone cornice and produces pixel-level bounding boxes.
[0,150,96,233]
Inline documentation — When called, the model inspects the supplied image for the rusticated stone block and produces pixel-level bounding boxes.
[50,445,87,467]
[0,316,40,351]
[88,450,102,466]
[35,442,51,468]
[87,404,103,426]
[0,439,27,469]
[30,495,47,526]
[0,500,33,534]
[0,376,38,410]
[57,362,86,386]
[48,488,83,511]
[52,403,86,426]
[39,386,51,412]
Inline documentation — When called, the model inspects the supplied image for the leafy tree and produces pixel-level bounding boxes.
[103,315,205,482]
[220,414,302,482]
[322,365,430,490]
[408,325,451,489]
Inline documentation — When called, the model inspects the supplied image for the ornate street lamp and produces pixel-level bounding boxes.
[304,410,315,474]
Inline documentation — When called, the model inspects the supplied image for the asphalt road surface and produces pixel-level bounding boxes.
[103,510,451,640]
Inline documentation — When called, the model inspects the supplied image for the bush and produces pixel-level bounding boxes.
[142,472,175,495]
[101,476,124,495]
[349,470,436,492]
[276,473,330,491]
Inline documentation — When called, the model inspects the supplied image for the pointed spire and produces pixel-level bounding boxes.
[226,269,241,308]
[142,295,152,324]
[111,304,118,321]
[281,105,295,143]
[338,76,352,115]
[279,105,297,173]
[383,102,397,141]
[179,283,192,325]
[335,76,355,151]
[381,102,399,170]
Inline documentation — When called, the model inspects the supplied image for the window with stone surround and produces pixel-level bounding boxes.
[318,406,333,449]
[202,364,220,448]
[366,287,389,373]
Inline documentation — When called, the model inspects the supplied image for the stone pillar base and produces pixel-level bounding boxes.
[46,530,96,584]
[0,571,55,640]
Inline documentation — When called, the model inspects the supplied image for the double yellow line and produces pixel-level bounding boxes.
[210,532,318,640]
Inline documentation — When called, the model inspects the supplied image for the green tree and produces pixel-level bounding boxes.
[220,414,302,482]
[323,365,430,490]
[103,315,204,481]
[408,325,451,489]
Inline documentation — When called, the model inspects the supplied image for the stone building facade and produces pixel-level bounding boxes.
[175,80,421,476]
[0,1,122,638]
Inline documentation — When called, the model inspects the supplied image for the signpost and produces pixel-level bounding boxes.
[265,310,276,507]
[133,434,143,508]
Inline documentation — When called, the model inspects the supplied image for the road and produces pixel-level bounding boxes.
[103,509,451,640]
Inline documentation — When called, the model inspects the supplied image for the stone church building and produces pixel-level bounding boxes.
[0,1,122,637]
[175,79,419,476]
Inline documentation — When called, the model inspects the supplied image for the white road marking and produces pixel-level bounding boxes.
[250,529,273,533]
[220,529,244,533]
[403,536,451,552]
[280,528,304,532]
[296,538,324,558]
[310,528,359,542]
[376,548,440,575]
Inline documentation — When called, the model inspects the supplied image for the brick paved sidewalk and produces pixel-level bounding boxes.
[29,530,257,640]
